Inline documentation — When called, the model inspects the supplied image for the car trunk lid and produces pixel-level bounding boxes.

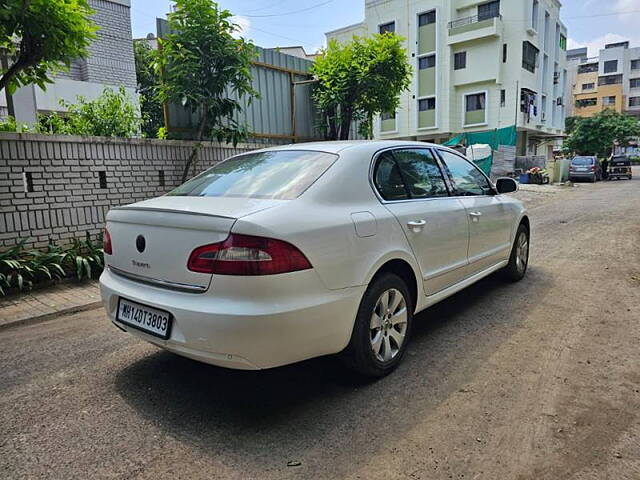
[105,196,285,290]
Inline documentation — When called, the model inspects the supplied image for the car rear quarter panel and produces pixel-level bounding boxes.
[231,147,422,294]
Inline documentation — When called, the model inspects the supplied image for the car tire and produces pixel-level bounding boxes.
[341,273,413,378]
[502,224,530,283]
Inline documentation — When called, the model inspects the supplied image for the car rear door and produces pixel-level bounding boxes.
[373,148,470,295]
[436,149,513,276]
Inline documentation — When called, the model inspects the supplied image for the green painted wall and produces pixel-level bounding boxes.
[418,24,436,54]
[419,68,436,97]
[450,18,494,37]
[465,109,486,125]
[419,110,436,129]
[381,118,396,132]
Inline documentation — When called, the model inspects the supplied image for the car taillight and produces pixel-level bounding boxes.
[187,234,312,275]
[591,165,596,171]
[103,228,113,255]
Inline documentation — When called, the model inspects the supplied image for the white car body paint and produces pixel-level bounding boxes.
[100,141,527,370]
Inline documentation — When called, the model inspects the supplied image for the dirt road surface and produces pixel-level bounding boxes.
[1,170,639,479]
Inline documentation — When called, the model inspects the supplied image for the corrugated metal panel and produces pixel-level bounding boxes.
[157,19,321,144]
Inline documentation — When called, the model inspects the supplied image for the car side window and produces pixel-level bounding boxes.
[438,150,493,196]
[391,149,449,198]
[374,152,409,201]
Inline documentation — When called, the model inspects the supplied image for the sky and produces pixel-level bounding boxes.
[130,0,640,57]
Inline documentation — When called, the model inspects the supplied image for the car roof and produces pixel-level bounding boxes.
[249,140,457,155]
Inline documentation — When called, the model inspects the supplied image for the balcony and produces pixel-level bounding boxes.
[447,14,503,46]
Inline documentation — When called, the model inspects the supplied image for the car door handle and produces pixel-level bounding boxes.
[407,220,427,232]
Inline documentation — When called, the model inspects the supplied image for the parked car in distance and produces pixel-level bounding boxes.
[569,156,602,182]
[608,155,633,181]
[100,141,530,378]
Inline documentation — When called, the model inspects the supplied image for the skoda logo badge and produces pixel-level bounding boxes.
[136,235,146,253]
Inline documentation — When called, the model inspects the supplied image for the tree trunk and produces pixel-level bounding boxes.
[339,108,352,141]
[181,109,209,184]
[326,107,338,140]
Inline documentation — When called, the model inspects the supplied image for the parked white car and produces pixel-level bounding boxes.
[100,141,529,377]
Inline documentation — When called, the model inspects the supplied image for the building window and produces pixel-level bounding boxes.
[454,52,466,70]
[159,170,165,187]
[418,11,436,26]
[379,22,395,34]
[502,44,507,63]
[598,74,622,86]
[381,111,395,121]
[632,59,640,71]
[478,0,500,21]
[578,63,598,74]
[576,98,597,108]
[629,96,640,107]
[582,83,595,90]
[531,0,539,30]
[465,92,486,125]
[559,34,567,51]
[522,41,539,73]
[418,97,436,111]
[418,54,435,69]
[98,171,107,189]
[500,89,506,107]
[631,78,640,89]
[603,60,618,74]
[602,96,616,107]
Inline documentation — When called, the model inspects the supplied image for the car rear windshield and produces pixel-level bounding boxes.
[571,157,594,166]
[167,150,338,200]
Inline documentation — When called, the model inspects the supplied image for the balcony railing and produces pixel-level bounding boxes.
[448,13,501,30]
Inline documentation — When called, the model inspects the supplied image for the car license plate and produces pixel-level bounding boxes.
[116,298,172,340]
[577,167,588,171]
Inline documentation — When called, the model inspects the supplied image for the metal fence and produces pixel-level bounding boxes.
[157,19,322,144]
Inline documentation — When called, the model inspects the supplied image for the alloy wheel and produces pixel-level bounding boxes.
[370,288,408,362]
[515,231,529,274]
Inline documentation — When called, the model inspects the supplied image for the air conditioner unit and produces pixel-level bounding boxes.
[553,72,560,84]
[557,97,564,106]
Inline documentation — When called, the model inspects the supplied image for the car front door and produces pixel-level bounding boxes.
[437,149,513,276]
[373,148,470,295]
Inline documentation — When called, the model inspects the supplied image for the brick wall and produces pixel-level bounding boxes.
[0,133,257,249]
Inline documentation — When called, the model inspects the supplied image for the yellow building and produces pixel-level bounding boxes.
[569,41,640,119]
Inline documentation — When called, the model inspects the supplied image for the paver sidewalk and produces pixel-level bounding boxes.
[0,281,101,329]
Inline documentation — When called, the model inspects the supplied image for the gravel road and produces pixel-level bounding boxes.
[2,170,639,480]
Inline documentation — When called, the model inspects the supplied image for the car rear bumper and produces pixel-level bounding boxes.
[100,267,365,370]
[569,172,596,180]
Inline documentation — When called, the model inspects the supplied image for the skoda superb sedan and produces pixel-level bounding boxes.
[100,141,529,377]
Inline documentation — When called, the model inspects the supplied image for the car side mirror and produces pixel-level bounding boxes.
[496,178,518,194]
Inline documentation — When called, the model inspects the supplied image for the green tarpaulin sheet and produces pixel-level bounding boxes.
[443,125,517,175]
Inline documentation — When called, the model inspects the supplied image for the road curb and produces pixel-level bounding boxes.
[0,301,103,332]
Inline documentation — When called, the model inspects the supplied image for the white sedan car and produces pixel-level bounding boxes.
[100,141,529,377]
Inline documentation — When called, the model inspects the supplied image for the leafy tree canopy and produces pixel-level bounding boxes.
[134,40,164,138]
[155,0,258,182]
[311,34,412,140]
[564,109,640,158]
[0,0,97,94]
[38,86,141,137]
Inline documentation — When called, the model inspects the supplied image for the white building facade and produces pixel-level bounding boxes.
[326,0,568,158]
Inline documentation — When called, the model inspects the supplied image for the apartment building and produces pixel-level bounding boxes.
[1,0,137,123]
[326,0,568,158]
[569,41,640,120]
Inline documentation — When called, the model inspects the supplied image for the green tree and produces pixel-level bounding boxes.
[156,0,258,182]
[134,39,164,138]
[37,86,142,137]
[311,34,412,140]
[564,109,640,158]
[0,0,97,94]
